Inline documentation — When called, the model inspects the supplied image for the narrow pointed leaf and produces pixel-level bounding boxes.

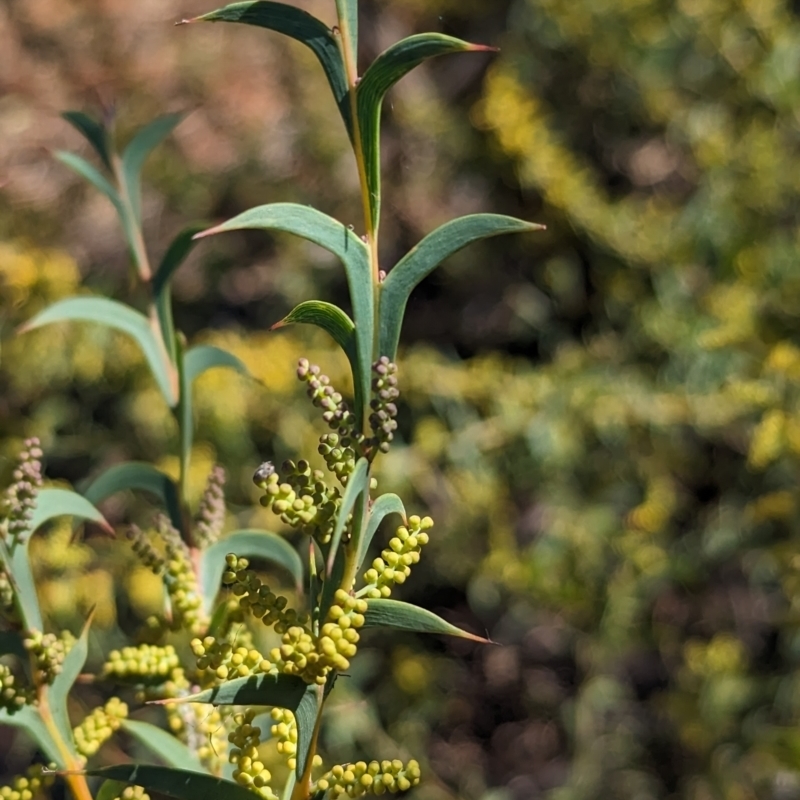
[121,720,207,772]
[327,458,369,575]
[196,204,372,424]
[191,2,352,137]
[0,705,62,766]
[20,297,178,406]
[356,493,406,572]
[88,765,259,800]
[0,489,109,632]
[122,113,184,224]
[55,151,123,214]
[153,672,308,708]
[379,214,544,358]
[50,611,94,746]
[200,530,303,614]
[357,34,491,232]
[334,0,358,70]
[274,301,358,387]
[294,684,320,779]
[363,599,491,642]
[62,111,112,170]
[83,462,182,531]
[181,345,249,467]
[153,223,208,361]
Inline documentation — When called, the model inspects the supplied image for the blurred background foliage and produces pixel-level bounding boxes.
[3,0,800,798]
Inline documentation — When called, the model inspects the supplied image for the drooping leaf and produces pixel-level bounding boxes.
[188,2,352,137]
[55,151,123,214]
[356,34,492,232]
[122,113,184,225]
[180,345,249,469]
[363,598,491,643]
[83,462,182,531]
[0,489,110,632]
[0,705,62,767]
[200,530,304,614]
[327,458,369,575]
[355,493,406,572]
[294,684,320,779]
[62,111,113,170]
[20,297,178,406]
[379,214,544,359]
[152,223,208,361]
[151,672,308,708]
[29,488,112,536]
[196,204,373,424]
[334,0,358,73]
[88,765,259,800]
[273,300,357,370]
[121,720,207,772]
[49,611,94,747]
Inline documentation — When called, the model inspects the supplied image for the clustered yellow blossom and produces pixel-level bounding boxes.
[314,759,421,798]
[102,644,182,685]
[72,697,128,761]
[270,708,323,772]
[228,709,278,800]
[0,764,55,800]
[362,517,432,599]
[0,664,33,713]
[23,630,75,685]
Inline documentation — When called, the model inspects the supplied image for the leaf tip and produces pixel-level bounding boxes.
[269,319,288,332]
[469,44,500,53]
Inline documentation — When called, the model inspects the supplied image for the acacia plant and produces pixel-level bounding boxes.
[1,2,542,800]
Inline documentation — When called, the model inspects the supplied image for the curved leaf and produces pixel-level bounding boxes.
[188,2,352,137]
[0,705,62,766]
[88,765,259,800]
[196,204,372,425]
[181,345,249,468]
[200,529,304,614]
[55,151,123,214]
[274,301,358,384]
[379,214,544,359]
[363,599,491,643]
[121,720,207,772]
[356,34,492,232]
[153,223,208,361]
[122,113,184,225]
[29,488,112,536]
[83,462,182,531]
[62,111,112,170]
[327,458,369,575]
[152,672,308,708]
[1,489,110,632]
[19,297,178,406]
[355,493,406,572]
[294,684,320,779]
[49,612,94,747]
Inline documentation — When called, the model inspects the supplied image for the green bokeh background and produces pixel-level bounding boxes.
[4,0,800,798]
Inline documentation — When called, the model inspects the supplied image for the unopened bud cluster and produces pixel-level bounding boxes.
[191,636,271,681]
[0,569,15,615]
[368,358,399,453]
[314,759,421,798]
[362,516,432,599]
[270,708,323,771]
[222,555,310,633]
[113,787,150,800]
[72,697,128,761]
[255,460,340,542]
[0,764,55,800]
[24,630,75,685]
[318,433,359,486]
[193,465,226,548]
[228,709,278,800]
[102,644,181,685]
[297,359,357,433]
[158,516,206,635]
[315,589,368,674]
[126,525,165,574]
[1,438,43,545]
[0,664,33,713]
